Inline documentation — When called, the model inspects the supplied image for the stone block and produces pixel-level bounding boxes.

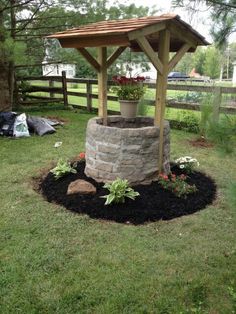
[85,166,99,179]
[97,142,120,154]
[95,160,113,172]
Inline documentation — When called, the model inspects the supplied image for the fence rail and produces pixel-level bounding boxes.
[16,71,236,119]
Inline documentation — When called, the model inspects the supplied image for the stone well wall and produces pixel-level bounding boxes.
[85,116,170,185]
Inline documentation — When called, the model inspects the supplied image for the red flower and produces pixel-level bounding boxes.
[79,152,85,159]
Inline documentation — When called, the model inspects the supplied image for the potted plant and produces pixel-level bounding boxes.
[112,75,146,118]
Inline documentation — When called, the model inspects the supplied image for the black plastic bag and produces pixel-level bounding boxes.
[0,112,17,136]
[27,116,56,136]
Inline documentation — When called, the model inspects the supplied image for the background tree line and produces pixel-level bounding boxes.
[174,43,236,79]
[0,0,236,110]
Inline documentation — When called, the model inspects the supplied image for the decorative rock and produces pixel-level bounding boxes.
[67,179,96,195]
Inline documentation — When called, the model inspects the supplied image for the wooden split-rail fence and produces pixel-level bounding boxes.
[16,71,236,121]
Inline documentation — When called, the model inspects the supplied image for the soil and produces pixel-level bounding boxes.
[188,137,214,148]
[39,162,217,225]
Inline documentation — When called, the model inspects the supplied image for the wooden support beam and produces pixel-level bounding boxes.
[77,48,101,72]
[97,47,108,125]
[60,35,130,49]
[107,46,126,68]
[168,43,191,72]
[135,36,163,74]
[128,22,166,41]
[154,29,170,173]
[167,23,198,49]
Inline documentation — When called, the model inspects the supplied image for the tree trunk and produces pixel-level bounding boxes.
[0,5,11,111]
[8,0,16,108]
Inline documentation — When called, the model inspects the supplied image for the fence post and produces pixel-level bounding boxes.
[213,86,222,122]
[61,71,68,108]
[49,79,54,98]
[86,81,92,112]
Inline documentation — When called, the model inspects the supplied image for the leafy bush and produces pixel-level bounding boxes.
[102,178,140,205]
[182,111,200,133]
[71,83,78,89]
[158,173,198,198]
[206,115,236,153]
[176,92,203,103]
[50,159,77,180]
[137,98,149,116]
[200,96,213,136]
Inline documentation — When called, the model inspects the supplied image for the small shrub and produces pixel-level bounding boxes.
[206,115,236,154]
[176,92,203,103]
[102,178,140,205]
[199,96,213,136]
[158,173,197,198]
[175,156,200,174]
[137,97,148,116]
[50,159,77,180]
[71,83,78,89]
[182,111,200,133]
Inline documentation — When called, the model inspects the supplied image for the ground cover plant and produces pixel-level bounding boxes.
[1,106,236,313]
[50,159,77,180]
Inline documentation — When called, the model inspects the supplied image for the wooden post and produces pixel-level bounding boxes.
[86,81,92,112]
[97,47,108,125]
[213,86,222,122]
[49,79,54,98]
[154,30,170,173]
[61,71,68,108]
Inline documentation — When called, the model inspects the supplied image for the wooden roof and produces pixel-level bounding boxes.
[47,14,209,52]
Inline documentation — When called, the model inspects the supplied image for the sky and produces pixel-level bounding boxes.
[123,0,213,43]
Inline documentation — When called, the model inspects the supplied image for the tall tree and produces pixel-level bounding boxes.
[172,0,236,47]
[203,46,221,78]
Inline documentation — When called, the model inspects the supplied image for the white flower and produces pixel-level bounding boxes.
[175,156,199,166]
[54,141,62,148]
[179,164,185,169]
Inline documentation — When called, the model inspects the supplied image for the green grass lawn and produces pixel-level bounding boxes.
[1,107,236,313]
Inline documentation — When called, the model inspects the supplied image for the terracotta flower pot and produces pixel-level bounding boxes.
[119,100,139,118]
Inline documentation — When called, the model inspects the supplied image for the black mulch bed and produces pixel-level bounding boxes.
[39,162,217,225]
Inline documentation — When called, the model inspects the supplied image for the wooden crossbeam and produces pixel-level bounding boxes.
[168,43,191,72]
[135,36,163,74]
[107,46,126,68]
[77,48,101,72]
[128,22,166,41]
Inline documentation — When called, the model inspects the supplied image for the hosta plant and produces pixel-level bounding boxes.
[50,159,77,180]
[158,173,197,198]
[102,178,140,205]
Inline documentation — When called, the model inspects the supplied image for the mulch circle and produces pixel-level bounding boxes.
[39,162,217,225]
